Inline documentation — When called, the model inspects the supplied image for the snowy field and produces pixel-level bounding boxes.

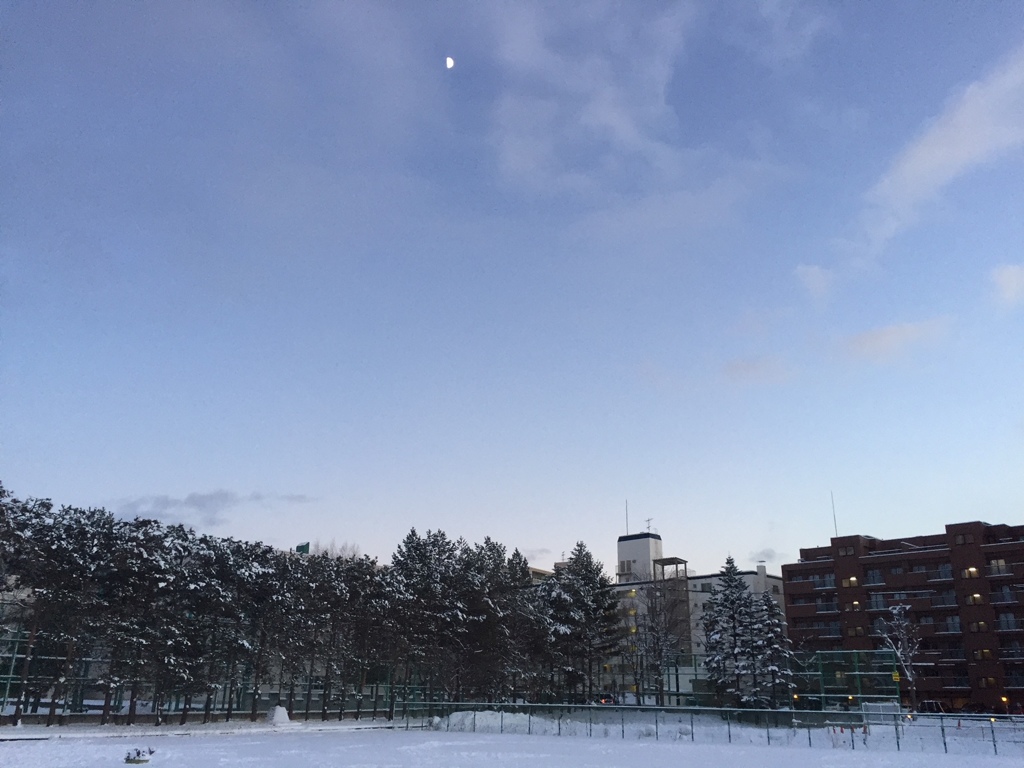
[3,710,1024,768]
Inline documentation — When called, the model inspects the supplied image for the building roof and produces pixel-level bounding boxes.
[616,532,662,543]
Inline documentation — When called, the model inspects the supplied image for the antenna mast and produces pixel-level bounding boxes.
[625,500,629,535]
[831,491,839,538]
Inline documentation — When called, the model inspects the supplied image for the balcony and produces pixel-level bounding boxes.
[997,619,1022,632]
[815,602,839,614]
[991,591,1019,605]
[987,564,1015,578]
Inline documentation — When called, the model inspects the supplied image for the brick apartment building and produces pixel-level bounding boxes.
[782,521,1024,712]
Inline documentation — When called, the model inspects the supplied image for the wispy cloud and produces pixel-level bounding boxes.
[861,43,1024,251]
[841,318,949,363]
[794,263,835,302]
[117,490,313,528]
[746,0,836,65]
[991,264,1024,307]
[488,3,694,199]
[722,356,792,385]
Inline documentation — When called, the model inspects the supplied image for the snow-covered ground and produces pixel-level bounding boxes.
[2,709,1023,767]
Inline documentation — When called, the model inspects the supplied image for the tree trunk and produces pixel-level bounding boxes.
[303,646,317,721]
[127,680,139,725]
[250,631,267,721]
[179,693,192,725]
[224,654,237,722]
[101,686,113,725]
[12,620,39,726]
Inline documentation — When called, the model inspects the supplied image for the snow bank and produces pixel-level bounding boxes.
[3,728,1021,768]
[268,706,296,727]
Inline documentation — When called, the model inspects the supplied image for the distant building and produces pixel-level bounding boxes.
[782,521,1024,712]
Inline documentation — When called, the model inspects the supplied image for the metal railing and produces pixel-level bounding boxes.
[403,702,1024,758]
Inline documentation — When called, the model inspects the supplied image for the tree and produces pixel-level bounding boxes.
[750,591,795,707]
[702,557,757,706]
[877,603,921,712]
[389,529,469,700]
[543,542,621,702]
[620,577,688,705]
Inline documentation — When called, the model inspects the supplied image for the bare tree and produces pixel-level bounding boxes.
[878,604,921,712]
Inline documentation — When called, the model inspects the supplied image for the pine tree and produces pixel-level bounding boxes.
[702,556,756,707]
[750,591,795,707]
[543,542,621,702]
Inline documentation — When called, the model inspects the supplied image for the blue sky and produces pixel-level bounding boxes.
[2,2,1023,575]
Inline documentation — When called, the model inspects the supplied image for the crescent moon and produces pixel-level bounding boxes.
[446,57,454,69]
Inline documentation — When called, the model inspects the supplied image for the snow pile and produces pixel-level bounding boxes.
[268,706,295,727]
[436,709,694,740]
[428,707,1024,756]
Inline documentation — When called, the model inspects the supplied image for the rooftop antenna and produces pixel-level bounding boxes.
[645,517,653,532]
[831,491,839,538]
[625,500,629,535]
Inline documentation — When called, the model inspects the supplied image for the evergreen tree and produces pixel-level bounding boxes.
[543,542,621,702]
[750,591,795,707]
[701,556,756,706]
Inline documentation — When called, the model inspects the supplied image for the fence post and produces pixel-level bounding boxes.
[621,708,625,739]
[940,715,947,753]
[894,715,900,751]
[807,725,812,748]
[727,710,731,744]
[500,710,504,734]
[991,719,998,756]
[654,710,658,741]
[690,710,695,742]
[558,713,561,736]
[850,723,855,750]
[473,710,477,733]
[528,710,532,736]
[766,713,771,746]
[588,706,592,737]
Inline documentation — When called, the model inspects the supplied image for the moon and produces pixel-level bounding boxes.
[446,57,454,69]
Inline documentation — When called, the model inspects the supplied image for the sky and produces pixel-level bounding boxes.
[2,2,1023,577]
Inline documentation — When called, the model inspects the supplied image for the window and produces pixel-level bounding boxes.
[988,559,1010,576]
[969,622,989,633]
[838,546,855,556]
[842,576,859,588]
[868,593,886,610]
[978,677,996,688]
[847,626,864,637]
[936,563,953,580]
[944,616,961,633]
[973,649,993,660]
[772,584,780,595]
[912,564,927,573]
[962,567,980,579]
[700,583,713,592]
[865,568,883,585]
[890,566,904,575]
[920,615,934,625]
[954,533,975,545]
[993,586,1015,604]
[966,593,985,605]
